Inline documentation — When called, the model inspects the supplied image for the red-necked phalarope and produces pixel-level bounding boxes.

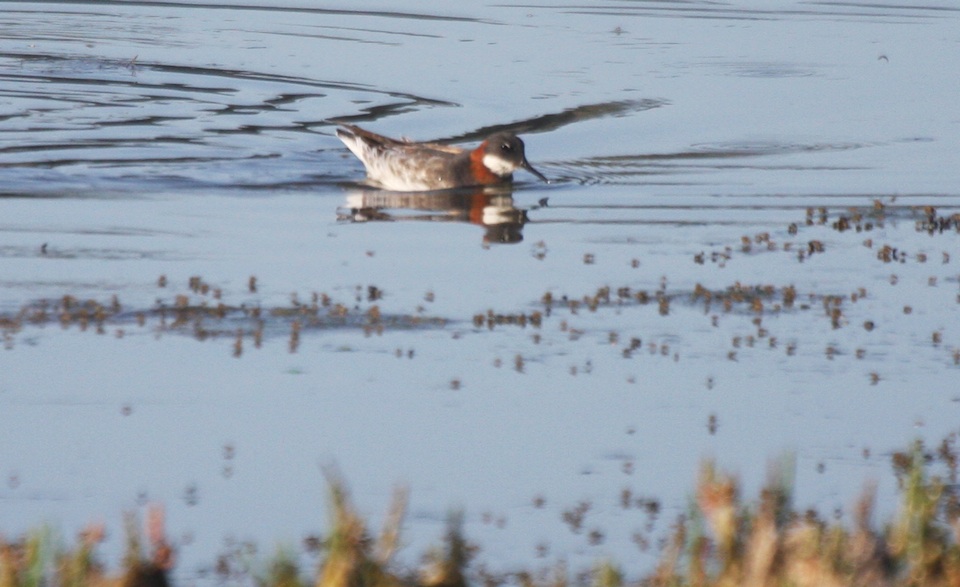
[336,124,548,192]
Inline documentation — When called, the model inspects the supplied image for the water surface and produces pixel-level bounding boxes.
[2,0,960,582]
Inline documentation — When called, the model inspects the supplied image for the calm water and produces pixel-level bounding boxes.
[2,0,960,583]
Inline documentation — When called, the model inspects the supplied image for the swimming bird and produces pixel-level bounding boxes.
[336,124,548,192]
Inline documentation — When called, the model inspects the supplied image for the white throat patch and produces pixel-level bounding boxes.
[482,153,517,177]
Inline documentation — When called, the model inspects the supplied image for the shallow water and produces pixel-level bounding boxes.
[2,0,960,583]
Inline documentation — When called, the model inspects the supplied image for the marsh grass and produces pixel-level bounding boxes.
[313,470,406,587]
[0,506,172,587]
[646,438,960,587]
[4,439,960,587]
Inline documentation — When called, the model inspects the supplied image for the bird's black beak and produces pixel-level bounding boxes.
[522,159,549,183]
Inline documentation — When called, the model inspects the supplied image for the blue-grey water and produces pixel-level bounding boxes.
[2,1,959,583]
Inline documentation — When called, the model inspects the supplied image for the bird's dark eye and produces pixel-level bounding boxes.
[500,142,513,153]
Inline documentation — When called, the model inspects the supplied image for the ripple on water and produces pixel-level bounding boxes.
[543,140,879,186]
[0,49,456,194]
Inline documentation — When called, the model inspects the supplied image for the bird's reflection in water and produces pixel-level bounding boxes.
[337,186,528,245]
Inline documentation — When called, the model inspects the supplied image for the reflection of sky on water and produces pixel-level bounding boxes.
[1,1,959,582]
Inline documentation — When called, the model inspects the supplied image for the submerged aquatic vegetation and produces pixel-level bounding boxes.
[0,277,447,356]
